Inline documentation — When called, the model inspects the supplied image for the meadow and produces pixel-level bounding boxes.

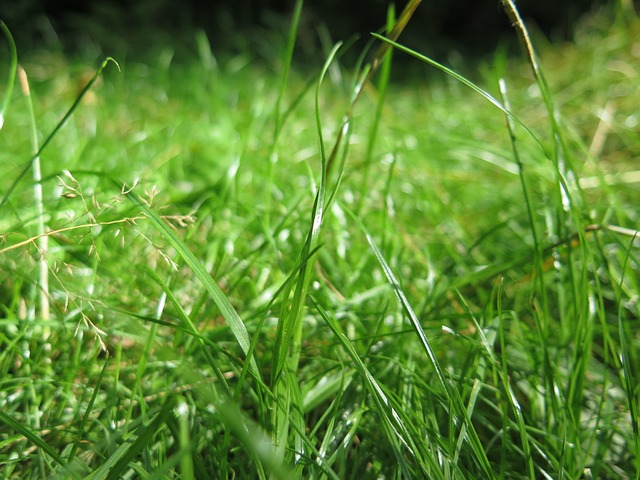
[1,1,639,478]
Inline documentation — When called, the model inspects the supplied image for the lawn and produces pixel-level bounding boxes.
[1,1,639,478]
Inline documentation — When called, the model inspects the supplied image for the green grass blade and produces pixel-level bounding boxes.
[125,190,260,380]
[617,233,640,476]
[269,45,342,460]
[371,32,550,159]
[346,207,494,477]
[216,400,292,479]
[312,298,420,478]
[84,396,176,480]
[500,0,566,155]
[0,411,67,468]
[271,42,342,385]
[0,57,119,210]
[67,357,111,464]
[0,20,17,130]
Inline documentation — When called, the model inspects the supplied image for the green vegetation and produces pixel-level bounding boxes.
[1,1,639,477]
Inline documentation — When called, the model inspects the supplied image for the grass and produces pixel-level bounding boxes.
[1,1,639,477]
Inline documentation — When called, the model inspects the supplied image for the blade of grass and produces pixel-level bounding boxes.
[0,411,68,470]
[0,20,17,130]
[269,44,343,463]
[17,66,50,327]
[370,32,551,160]
[345,206,494,477]
[498,78,543,297]
[502,5,602,469]
[617,232,640,477]
[67,356,111,465]
[265,0,304,226]
[357,4,395,215]
[84,396,176,480]
[0,57,119,210]
[500,0,569,167]
[271,42,342,386]
[125,188,260,381]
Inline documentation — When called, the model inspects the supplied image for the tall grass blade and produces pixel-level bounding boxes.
[125,190,260,381]
[271,42,342,385]
[371,33,551,159]
[358,5,395,214]
[500,0,586,256]
[0,411,67,468]
[17,66,50,325]
[346,208,494,477]
[498,78,543,288]
[0,20,17,130]
[617,233,640,477]
[67,357,111,464]
[269,42,342,464]
[84,396,176,480]
[0,57,119,210]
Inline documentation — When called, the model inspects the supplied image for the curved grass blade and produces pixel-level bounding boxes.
[0,20,17,130]
[312,297,442,479]
[145,266,231,397]
[271,41,342,386]
[67,357,111,464]
[0,411,67,469]
[269,42,343,466]
[0,57,119,210]
[371,33,551,160]
[125,189,260,381]
[84,396,176,480]
[617,233,640,474]
[345,207,494,477]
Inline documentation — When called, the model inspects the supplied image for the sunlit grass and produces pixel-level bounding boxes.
[1,2,639,478]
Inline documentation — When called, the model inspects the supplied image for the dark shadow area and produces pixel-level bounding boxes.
[2,0,612,65]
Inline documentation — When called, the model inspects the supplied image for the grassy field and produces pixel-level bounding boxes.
[1,1,639,478]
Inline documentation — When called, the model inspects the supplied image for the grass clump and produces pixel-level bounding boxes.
[1,2,639,478]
